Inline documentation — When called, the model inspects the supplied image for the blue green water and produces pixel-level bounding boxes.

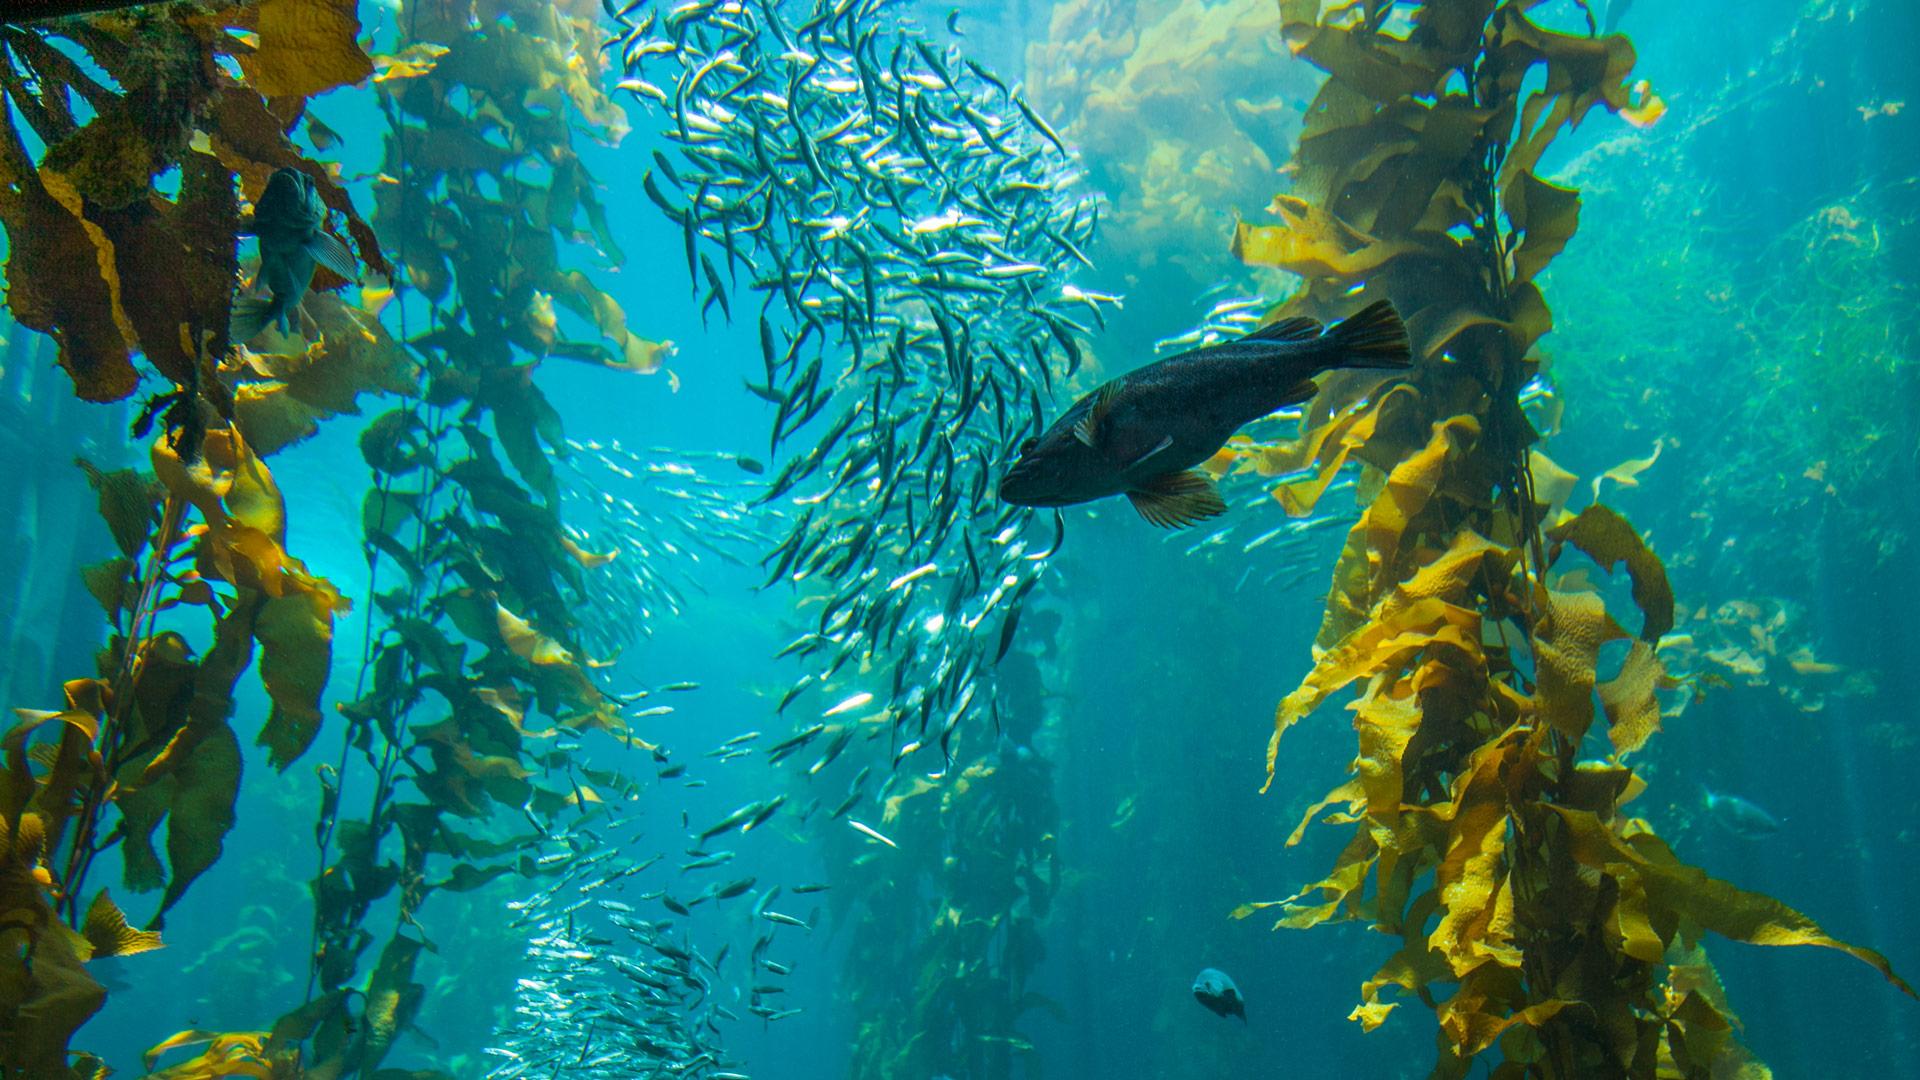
[1,0,1915,1076]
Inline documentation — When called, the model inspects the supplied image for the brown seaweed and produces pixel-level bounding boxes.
[1232,2,1910,1076]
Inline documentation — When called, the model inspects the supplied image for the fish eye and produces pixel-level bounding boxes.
[1018,437,1038,455]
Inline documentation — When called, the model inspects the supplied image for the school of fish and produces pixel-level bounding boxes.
[489,0,1105,1070]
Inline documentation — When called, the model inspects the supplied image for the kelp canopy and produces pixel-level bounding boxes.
[1221,0,1913,1076]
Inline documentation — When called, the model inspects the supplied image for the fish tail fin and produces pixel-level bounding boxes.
[1323,299,1412,370]
[229,296,274,345]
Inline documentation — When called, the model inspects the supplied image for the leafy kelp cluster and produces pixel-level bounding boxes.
[1217,1,1912,1076]
[0,0,678,1074]
[0,3,383,1073]
[1023,0,1320,297]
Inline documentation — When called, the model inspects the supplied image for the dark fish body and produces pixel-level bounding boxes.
[1704,786,1780,839]
[998,301,1411,528]
[231,167,360,343]
[1192,966,1247,1022]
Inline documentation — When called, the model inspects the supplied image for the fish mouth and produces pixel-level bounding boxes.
[996,468,1058,507]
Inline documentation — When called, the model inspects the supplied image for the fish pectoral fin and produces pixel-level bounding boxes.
[1122,434,1174,471]
[305,230,360,283]
[1072,381,1122,448]
[1125,470,1226,530]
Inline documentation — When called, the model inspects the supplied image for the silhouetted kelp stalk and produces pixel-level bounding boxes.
[616,0,1092,1071]
[281,0,699,1075]
[1222,1,1914,1076]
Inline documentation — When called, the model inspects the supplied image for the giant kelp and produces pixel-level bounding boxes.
[1023,0,1323,298]
[0,3,392,1072]
[284,0,673,1073]
[0,0,674,1074]
[1226,1,1912,1076]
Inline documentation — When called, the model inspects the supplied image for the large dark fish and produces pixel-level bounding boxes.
[230,167,360,343]
[998,301,1411,528]
[1192,967,1247,1022]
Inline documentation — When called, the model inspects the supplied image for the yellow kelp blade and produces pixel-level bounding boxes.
[1551,807,1916,997]
[81,888,165,959]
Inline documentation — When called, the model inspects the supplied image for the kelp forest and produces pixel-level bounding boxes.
[0,0,1914,1078]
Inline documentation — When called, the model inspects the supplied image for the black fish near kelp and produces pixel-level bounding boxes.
[230,167,361,344]
[1192,967,1247,1022]
[998,301,1412,528]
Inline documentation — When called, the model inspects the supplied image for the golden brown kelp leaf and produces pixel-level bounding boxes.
[1267,595,1481,789]
[151,427,346,752]
[141,1029,279,1080]
[77,459,161,560]
[1531,588,1626,743]
[1427,735,1522,979]
[357,932,425,1072]
[45,149,242,393]
[153,721,241,920]
[548,271,675,374]
[1484,7,1660,185]
[1233,194,1413,279]
[1597,640,1663,757]
[80,887,164,958]
[232,0,374,100]
[0,101,137,400]
[1547,504,1674,641]
[232,292,421,456]
[0,906,106,1076]
[1551,808,1915,996]
[252,591,333,768]
[1252,385,1416,516]
[1314,415,1482,654]
[1504,172,1580,286]
[7,679,107,854]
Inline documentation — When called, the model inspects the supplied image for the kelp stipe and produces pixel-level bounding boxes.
[1225,1,1913,1076]
[287,0,667,1073]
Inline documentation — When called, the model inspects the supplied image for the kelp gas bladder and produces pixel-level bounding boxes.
[1222,1,1912,1077]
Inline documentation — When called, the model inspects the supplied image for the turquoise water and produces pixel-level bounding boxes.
[0,0,1914,1076]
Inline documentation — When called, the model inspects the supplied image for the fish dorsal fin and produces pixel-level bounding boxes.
[306,231,360,283]
[1244,315,1323,344]
[1072,381,1122,448]
[1125,470,1226,529]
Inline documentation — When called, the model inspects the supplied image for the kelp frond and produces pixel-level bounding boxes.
[1238,2,1911,1076]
